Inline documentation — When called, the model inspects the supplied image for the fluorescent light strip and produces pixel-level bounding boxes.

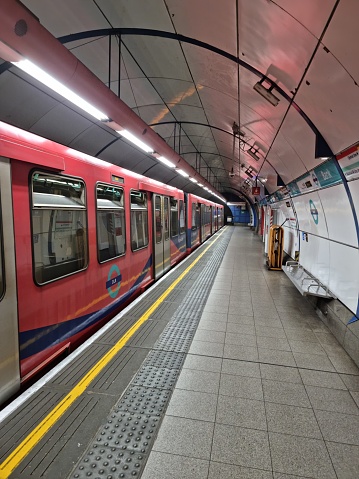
[189,177,198,183]
[118,129,154,153]
[12,60,109,121]
[176,169,189,177]
[158,156,176,168]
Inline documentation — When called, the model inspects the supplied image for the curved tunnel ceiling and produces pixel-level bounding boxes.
[0,0,358,203]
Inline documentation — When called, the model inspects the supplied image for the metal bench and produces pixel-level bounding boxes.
[282,261,335,298]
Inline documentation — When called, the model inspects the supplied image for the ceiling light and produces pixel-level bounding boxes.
[190,177,198,183]
[246,146,261,161]
[118,129,154,153]
[158,156,176,168]
[253,79,280,107]
[176,169,189,177]
[198,183,203,187]
[12,59,109,121]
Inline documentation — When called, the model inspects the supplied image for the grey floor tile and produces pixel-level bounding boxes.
[141,452,209,479]
[315,331,342,346]
[225,332,257,347]
[189,340,224,357]
[266,402,321,439]
[351,391,359,407]
[200,311,228,323]
[197,320,227,332]
[208,462,273,479]
[183,354,222,373]
[203,303,229,314]
[193,329,226,344]
[273,474,314,479]
[153,416,214,459]
[315,409,359,444]
[227,323,256,335]
[269,432,336,478]
[176,369,220,394]
[281,320,312,331]
[306,385,359,415]
[255,326,287,339]
[260,364,302,384]
[258,348,296,367]
[167,389,218,422]
[216,395,267,430]
[222,359,261,378]
[211,424,271,470]
[285,329,319,342]
[293,352,336,372]
[289,339,326,356]
[263,379,311,408]
[206,293,231,303]
[220,373,263,400]
[328,352,359,375]
[223,343,259,362]
[326,441,359,479]
[257,336,291,351]
[227,314,255,325]
[228,305,254,316]
[299,369,346,389]
[255,319,283,329]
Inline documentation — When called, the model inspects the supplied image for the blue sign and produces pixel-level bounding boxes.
[309,199,319,225]
[106,264,122,298]
[314,159,342,188]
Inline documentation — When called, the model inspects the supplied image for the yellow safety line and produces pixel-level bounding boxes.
[0,228,226,479]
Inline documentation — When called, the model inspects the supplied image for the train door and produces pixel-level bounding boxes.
[153,194,171,279]
[0,158,20,404]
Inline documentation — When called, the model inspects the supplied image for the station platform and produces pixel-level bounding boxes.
[1,226,359,479]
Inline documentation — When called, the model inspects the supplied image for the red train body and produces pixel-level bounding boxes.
[0,121,223,404]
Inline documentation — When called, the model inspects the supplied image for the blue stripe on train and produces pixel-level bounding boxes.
[19,256,152,360]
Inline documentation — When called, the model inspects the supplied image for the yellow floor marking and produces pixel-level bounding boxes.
[0,228,226,479]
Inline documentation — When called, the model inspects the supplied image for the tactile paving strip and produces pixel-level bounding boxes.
[69,229,232,479]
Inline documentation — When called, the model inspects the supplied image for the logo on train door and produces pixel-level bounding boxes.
[106,264,122,298]
[309,200,319,225]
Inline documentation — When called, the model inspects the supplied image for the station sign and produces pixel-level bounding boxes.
[336,144,359,181]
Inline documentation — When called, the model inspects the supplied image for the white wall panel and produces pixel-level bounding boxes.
[299,234,330,287]
[292,192,328,238]
[318,184,358,248]
[349,181,359,246]
[329,242,359,314]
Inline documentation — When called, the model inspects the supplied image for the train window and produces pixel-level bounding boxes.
[131,191,148,251]
[179,200,185,235]
[191,203,197,230]
[192,203,200,230]
[170,199,178,237]
[96,184,125,262]
[164,197,170,241]
[31,172,88,285]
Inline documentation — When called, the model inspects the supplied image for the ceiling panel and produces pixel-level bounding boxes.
[240,0,321,94]
[165,0,237,55]
[273,0,337,38]
[322,0,359,84]
[295,45,359,154]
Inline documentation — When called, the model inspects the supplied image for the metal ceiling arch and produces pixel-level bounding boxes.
[1,0,358,204]
[58,26,333,160]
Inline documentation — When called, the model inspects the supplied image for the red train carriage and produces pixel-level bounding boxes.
[0,122,223,405]
[186,193,222,253]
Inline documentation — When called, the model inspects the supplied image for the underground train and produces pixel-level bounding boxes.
[0,121,224,405]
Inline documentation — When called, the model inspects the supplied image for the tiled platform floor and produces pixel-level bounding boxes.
[142,227,359,479]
